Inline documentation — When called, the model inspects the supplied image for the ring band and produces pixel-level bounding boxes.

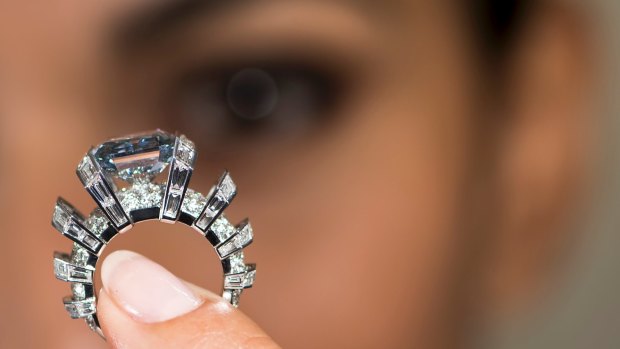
[51,130,256,337]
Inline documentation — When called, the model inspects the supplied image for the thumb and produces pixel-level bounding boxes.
[97,250,279,349]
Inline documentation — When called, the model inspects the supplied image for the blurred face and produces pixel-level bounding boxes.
[0,1,589,349]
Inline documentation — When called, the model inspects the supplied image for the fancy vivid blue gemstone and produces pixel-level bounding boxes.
[91,130,175,182]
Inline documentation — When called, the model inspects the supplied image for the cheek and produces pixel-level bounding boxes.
[232,54,478,347]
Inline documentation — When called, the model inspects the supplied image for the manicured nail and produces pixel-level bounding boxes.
[101,250,203,323]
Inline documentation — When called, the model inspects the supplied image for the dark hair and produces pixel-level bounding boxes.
[473,0,534,61]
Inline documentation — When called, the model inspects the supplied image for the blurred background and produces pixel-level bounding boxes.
[490,1,620,348]
[0,0,618,348]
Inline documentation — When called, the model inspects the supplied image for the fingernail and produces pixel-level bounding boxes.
[101,250,203,323]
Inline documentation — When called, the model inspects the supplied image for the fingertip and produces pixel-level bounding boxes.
[100,250,140,291]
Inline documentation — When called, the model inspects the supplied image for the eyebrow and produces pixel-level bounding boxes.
[112,0,239,52]
[111,0,377,53]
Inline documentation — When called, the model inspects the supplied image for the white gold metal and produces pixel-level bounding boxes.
[52,130,256,338]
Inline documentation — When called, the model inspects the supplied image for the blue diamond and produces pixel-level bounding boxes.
[92,130,175,183]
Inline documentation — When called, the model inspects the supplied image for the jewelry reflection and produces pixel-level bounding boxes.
[51,130,256,337]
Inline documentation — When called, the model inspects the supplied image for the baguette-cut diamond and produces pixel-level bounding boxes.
[160,136,196,222]
[224,266,256,289]
[54,252,94,284]
[91,130,175,183]
[175,137,196,165]
[194,173,236,232]
[53,199,104,254]
[54,258,69,280]
[85,177,129,228]
[218,174,236,202]
[217,221,253,258]
[64,297,96,318]
[53,205,71,231]
[77,155,98,184]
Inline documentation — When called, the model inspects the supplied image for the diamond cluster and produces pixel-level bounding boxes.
[181,189,207,218]
[53,130,255,337]
[117,182,164,213]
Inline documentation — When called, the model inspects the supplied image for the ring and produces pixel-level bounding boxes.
[51,130,256,337]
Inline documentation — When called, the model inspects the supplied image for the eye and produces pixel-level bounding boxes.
[226,68,279,121]
[167,63,342,148]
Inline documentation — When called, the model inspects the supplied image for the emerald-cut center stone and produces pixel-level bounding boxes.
[91,130,175,183]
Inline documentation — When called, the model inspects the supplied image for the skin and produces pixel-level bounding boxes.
[0,1,592,348]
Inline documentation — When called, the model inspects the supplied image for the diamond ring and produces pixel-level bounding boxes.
[51,130,256,337]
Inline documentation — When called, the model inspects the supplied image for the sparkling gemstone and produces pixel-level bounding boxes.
[71,246,91,267]
[242,270,256,288]
[117,182,164,212]
[74,266,93,282]
[224,268,255,289]
[175,137,196,165]
[64,297,96,318]
[218,174,236,202]
[77,156,97,184]
[236,223,253,246]
[54,259,69,280]
[195,205,219,231]
[217,242,236,258]
[72,283,86,299]
[82,235,101,250]
[210,215,235,241]
[228,252,246,273]
[164,193,182,217]
[84,209,109,237]
[52,205,70,231]
[181,189,207,218]
[217,222,252,258]
[91,130,175,183]
[224,274,244,289]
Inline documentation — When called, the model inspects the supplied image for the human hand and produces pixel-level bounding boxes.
[98,251,280,349]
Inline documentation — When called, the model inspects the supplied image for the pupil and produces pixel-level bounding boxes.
[226,68,279,121]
